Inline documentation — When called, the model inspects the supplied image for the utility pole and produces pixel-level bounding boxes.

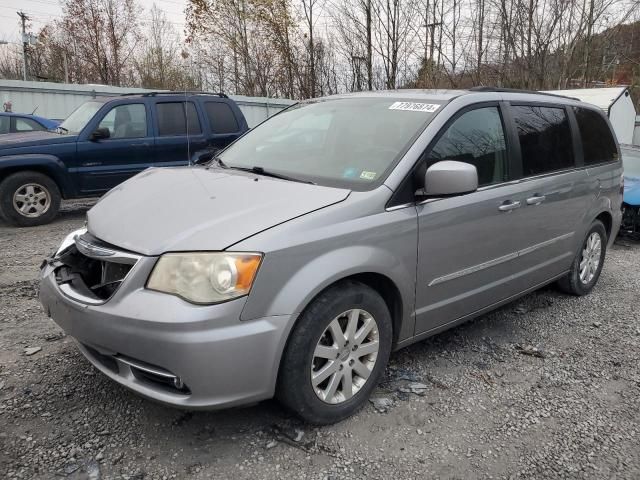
[366,0,372,91]
[63,50,69,83]
[17,11,29,81]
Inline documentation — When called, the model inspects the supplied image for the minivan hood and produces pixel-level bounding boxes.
[88,167,351,255]
[0,131,76,148]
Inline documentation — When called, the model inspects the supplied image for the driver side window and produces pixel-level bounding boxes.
[98,104,147,139]
[427,106,508,187]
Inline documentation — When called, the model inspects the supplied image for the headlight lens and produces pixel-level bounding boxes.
[147,252,262,304]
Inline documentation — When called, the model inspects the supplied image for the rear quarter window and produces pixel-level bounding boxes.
[204,102,240,134]
[574,107,618,165]
[512,105,574,176]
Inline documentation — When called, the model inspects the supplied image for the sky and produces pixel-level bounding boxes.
[0,0,189,44]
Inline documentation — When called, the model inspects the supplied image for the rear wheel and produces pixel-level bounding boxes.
[0,171,61,227]
[277,281,392,424]
[557,220,607,296]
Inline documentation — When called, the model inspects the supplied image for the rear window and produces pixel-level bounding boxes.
[512,105,574,176]
[574,107,618,165]
[204,102,239,134]
[157,102,202,136]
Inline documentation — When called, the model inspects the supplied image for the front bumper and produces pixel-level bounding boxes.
[39,256,294,409]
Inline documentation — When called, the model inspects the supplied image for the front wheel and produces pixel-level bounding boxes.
[0,171,61,227]
[277,281,392,424]
[557,220,607,296]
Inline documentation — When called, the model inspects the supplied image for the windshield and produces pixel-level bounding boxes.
[218,97,443,189]
[623,146,640,178]
[59,101,105,134]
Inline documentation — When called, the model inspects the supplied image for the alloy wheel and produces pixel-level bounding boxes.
[579,232,602,284]
[311,309,380,404]
[12,183,51,218]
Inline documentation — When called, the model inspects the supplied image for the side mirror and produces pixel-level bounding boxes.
[90,127,110,141]
[192,149,219,165]
[424,160,478,196]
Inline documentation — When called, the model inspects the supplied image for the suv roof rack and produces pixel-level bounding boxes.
[468,86,579,101]
[120,91,229,98]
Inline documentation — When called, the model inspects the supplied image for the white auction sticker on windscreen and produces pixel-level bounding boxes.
[389,102,440,112]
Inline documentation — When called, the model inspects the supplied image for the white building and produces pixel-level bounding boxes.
[544,87,637,145]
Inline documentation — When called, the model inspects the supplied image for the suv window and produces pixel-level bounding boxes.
[14,117,43,132]
[574,107,618,165]
[426,106,508,186]
[204,102,239,134]
[98,104,147,139]
[157,102,202,136]
[512,105,574,176]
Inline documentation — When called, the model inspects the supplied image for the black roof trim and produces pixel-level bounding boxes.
[120,91,228,98]
[468,86,579,101]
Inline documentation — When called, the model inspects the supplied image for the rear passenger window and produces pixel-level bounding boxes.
[157,102,202,136]
[574,107,618,165]
[512,105,574,176]
[204,102,240,134]
[427,107,508,186]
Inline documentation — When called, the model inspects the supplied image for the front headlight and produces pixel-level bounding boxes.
[147,252,262,304]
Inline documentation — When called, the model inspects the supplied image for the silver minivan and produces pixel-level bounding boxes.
[39,89,623,424]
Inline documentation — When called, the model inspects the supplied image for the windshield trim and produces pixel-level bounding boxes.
[218,96,449,192]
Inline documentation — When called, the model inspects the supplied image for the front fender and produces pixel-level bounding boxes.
[241,243,416,342]
[0,154,74,197]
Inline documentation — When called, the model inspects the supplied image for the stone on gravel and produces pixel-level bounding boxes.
[370,396,393,413]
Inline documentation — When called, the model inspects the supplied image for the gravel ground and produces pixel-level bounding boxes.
[1,201,639,480]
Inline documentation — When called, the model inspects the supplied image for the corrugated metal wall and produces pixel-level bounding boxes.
[0,80,296,127]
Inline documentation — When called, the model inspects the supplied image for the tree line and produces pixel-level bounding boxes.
[0,0,638,100]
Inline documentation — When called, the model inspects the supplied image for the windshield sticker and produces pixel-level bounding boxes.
[343,167,359,179]
[389,102,440,113]
[360,171,377,180]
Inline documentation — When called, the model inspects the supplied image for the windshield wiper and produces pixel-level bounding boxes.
[236,166,315,185]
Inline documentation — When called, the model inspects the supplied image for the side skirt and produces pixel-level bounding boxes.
[394,270,569,351]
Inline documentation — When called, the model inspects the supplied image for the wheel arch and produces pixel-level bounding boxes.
[595,210,613,239]
[273,271,405,395]
[0,155,73,198]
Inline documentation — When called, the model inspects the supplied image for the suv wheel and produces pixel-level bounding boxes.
[0,171,61,227]
[557,220,607,296]
[277,280,392,424]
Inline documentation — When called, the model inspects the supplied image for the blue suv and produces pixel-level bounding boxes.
[0,92,249,226]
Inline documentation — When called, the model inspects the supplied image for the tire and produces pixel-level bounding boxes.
[277,280,393,425]
[0,171,61,227]
[557,220,607,296]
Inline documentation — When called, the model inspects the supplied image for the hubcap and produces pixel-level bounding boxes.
[579,232,602,284]
[12,183,51,218]
[311,309,380,404]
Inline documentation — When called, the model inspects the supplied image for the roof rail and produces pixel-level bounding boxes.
[468,86,579,101]
[120,91,229,98]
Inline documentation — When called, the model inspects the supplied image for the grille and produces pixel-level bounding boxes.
[54,233,139,303]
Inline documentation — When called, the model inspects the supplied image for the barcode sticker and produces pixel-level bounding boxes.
[389,102,440,112]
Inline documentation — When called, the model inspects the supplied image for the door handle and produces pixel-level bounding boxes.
[498,200,521,212]
[131,142,150,147]
[526,195,546,205]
